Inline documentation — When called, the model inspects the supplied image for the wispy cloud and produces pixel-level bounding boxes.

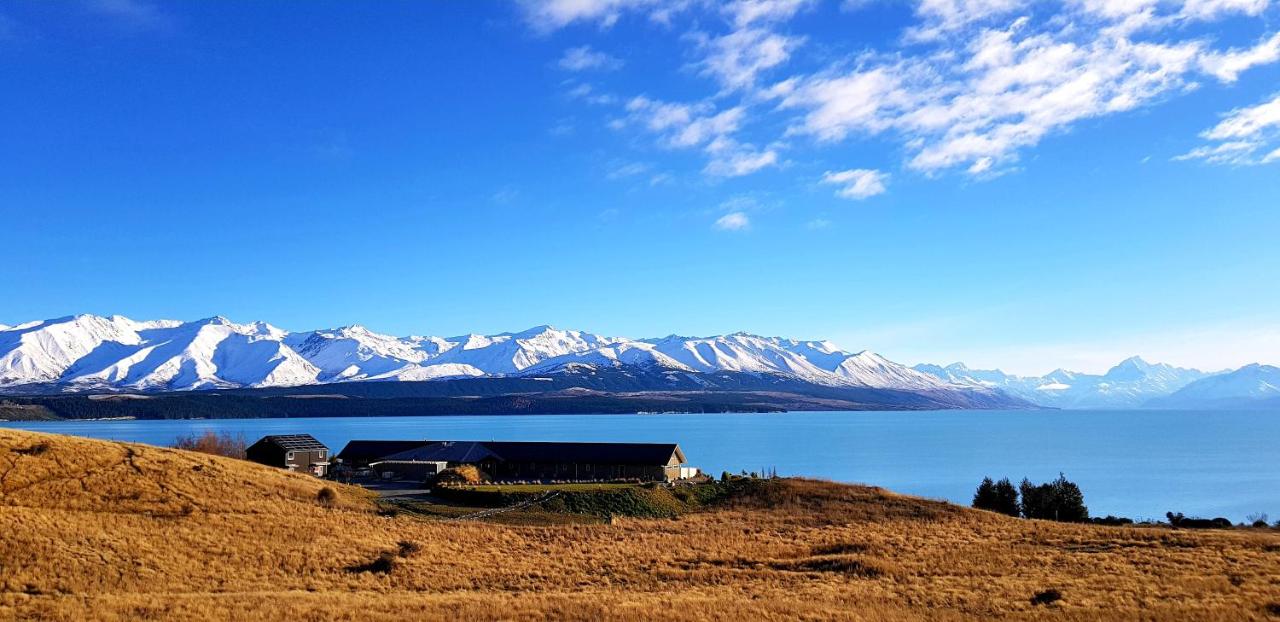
[821,169,888,200]
[519,0,682,33]
[87,0,174,33]
[558,45,623,71]
[531,0,1280,187]
[713,211,751,231]
[1176,91,1280,165]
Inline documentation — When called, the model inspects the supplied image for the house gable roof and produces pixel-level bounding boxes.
[252,434,327,452]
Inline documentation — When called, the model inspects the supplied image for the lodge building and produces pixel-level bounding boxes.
[333,439,694,483]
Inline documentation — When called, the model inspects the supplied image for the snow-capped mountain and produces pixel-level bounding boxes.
[1146,364,1280,410]
[0,315,318,391]
[0,315,979,398]
[913,356,1214,408]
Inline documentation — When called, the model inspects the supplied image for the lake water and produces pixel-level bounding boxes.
[4,409,1277,522]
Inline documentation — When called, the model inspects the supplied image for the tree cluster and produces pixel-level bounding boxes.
[973,473,1088,522]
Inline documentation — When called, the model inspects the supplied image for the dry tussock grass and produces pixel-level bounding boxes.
[1,429,1278,621]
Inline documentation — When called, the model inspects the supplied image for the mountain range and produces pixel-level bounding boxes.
[0,314,1273,411]
[912,357,1217,409]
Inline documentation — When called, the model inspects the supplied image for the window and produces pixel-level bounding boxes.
[286,451,295,461]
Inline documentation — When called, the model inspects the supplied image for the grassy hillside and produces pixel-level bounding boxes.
[1,429,1278,621]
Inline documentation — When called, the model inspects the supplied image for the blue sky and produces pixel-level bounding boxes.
[2,0,1278,374]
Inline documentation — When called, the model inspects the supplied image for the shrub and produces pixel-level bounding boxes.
[317,487,337,507]
[1247,512,1269,528]
[13,442,50,456]
[1020,474,1088,522]
[346,551,396,574]
[1030,589,1063,606]
[973,477,1020,517]
[397,540,421,557]
[1166,512,1232,529]
[172,431,246,459]
[1090,515,1134,526]
[434,465,486,487]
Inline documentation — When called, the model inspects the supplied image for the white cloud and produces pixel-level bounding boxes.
[1178,0,1271,20]
[558,45,623,71]
[714,211,751,230]
[704,137,780,176]
[619,96,779,175]
[1177,91,1280,165]
[1203,93,1280,140]
[539,0,1280,183]
[699,28,803,91]
[724,0,813,27]
[821,168,889,199]
[778,8,1245,175]
[565,82,617,105]
[519,0,662,32]
[1199,32,1280,82]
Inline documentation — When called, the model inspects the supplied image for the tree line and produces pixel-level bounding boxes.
[972,473,1089,522]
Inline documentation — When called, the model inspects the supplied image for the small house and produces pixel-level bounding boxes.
[246,434,330,477]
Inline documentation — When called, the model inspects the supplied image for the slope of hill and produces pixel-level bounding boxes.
[2,429,1277,621]
[914,357,1214,408]
[1146,364,1280,410]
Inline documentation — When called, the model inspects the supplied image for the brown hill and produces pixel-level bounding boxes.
[1,428,1278,621]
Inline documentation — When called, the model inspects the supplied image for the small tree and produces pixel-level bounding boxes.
[974,477,1021,517]
[991,478,1020,517]
[972,477,998,510]
[173,430,246,459]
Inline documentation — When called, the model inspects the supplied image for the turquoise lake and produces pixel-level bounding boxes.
[4,409,1277,522]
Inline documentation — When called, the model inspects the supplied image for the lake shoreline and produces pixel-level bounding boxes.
[3,409,1275,521]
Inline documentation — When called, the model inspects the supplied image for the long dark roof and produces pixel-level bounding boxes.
[255,434,327,451]
[379,441,500,464]
[378,440,683,466]
[336,440,434,462]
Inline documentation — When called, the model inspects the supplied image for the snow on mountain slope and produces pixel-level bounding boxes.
[427,325,623,375]
[284,325,435,381]
[365,363,486,382]
[913,356,1213,408]
[0,315,181,385]
[60,317,319,391]
[524,341,694,375]
[0,315,1074,402]
[833,351,949,389]
[1147,364,1280,409]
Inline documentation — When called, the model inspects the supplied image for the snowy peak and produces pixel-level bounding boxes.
[914,356,1217,408]
[1157,363,1280,406]
[835,351,948,390]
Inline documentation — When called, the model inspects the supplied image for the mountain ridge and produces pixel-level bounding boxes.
[0,315,1004,409]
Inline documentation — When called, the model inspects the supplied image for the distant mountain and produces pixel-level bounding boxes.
[1145,364,1280,410]
[913,356,1215,409]
[0,314,1028,410]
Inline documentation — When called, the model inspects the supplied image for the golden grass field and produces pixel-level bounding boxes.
[1,428,1278,621]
